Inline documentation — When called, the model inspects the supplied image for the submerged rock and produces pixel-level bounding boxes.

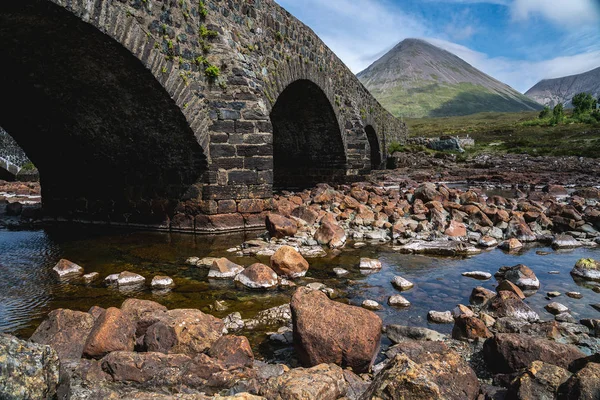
[0,334,60,400]
[208,258,244,279]
[291,287,382,373]
[462,271,492,280]
[234,263,278,289]
[52,258,84,278]
[395,240,481,256]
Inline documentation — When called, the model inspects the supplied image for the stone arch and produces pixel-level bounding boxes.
[269,79,347,190]
[0,1,208,224]
[365,125,383,170]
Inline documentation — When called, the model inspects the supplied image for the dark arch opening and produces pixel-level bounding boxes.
[365,125,382,170]
[0,1,207,224]
[270,80,346,191]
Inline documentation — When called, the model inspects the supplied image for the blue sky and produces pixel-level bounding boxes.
[275,0,600,93]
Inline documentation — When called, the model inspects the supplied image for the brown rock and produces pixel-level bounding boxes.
[265,213,297,238]
[143,321,177,354]
[208,258,244,279]
[499,238,524,251]
[414,183,445,203]
[83,307,136,359]
[452,315,492,341]
[496,280,526,299]
[270,246,309,278]
[100,351,192,384]
[445,220,466,237]
[234,263,278,289]
[507,361,571,400]
[483,333,586,373]
[120,298,168,338]
[291,287,382,373]
[208,335,254,368]
[261,363,347,400]
[30,309,95,360]
[291,206,319,225]
[558,362,600,399]
[486,291,539,322]
[470,286,496,306]
[314,220,346,248]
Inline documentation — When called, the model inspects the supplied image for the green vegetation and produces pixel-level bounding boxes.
[371,82,540,119]
[406,107,600,158]
[572,93,597,116]
[205,65,220,79]
[199,25,218,39]
[20,162,36,171]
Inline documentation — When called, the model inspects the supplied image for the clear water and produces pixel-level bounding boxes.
[1,226,599,358]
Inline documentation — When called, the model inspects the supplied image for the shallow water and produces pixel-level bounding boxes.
[1,226,599,359]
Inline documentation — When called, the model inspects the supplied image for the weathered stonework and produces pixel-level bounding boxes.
[0,0,407,232]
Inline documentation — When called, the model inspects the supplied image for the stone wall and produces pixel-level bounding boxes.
[0,0,407,232]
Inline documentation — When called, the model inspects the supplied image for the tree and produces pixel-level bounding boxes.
[572,92,595,115]
[551,103,564,125]
[539,106,551,119]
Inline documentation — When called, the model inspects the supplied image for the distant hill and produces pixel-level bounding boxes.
[525,66,600,108]
[357,38,542,118]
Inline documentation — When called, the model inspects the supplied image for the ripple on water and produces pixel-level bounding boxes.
[0,226,599,351]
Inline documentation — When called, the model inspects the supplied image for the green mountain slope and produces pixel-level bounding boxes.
[357,39,542,118]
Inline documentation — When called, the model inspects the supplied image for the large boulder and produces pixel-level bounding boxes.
[143,309,224,356]
[507,361,571,400]
[83,307,136,359]
[558,362,600,399]
[30,308,95,360]
[100,351,193,385]
[260,363,347,400]
[234,263,278,289]
[266,213,297,238]
[270,246,309,278]
[120,298,168,339]
[483,333,586,373]
[380,340,480,400]
[0,334,60,400]
[485,291,539,322]
[571,258,600,281]
[291,287,382,373]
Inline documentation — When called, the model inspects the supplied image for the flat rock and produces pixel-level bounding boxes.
[462,271,492,280]
[552,234,583,249]
[427,310,454,324]
[116,271,145,287]
[359,258,382,270]
[545,302,569,315]
[385,325,446,343]
[394,240,481,256]
[260,363,347,400]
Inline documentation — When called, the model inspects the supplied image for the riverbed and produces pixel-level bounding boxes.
[1,225,599,361]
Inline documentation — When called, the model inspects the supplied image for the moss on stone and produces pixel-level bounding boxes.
[575,258,600,270]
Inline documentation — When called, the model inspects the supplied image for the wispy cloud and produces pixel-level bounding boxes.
[511,0,600,27]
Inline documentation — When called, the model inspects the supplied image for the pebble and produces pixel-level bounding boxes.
[333,267,349,277]
[388,295,411,307]
[462,271,492,280]
[566,292,583,299]
[427,310,454,324]
[545,302,569,315]
[362,299,382,310]
[548,271,560,275]
[391,276,414,291]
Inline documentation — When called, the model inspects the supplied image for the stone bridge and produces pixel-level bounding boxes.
[0,0,407,232]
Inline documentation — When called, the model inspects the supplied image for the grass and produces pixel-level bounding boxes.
[405,110,600,158]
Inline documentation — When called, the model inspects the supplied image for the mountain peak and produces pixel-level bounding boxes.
[525,66,600,108]
[358,39,542,118]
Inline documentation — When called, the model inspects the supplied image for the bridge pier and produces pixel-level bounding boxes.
[0,0,407,232]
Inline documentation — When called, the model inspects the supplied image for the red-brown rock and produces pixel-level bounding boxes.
[270,245,309,278]
[452,316,493,341]
[291,287,382,373]
[208,335,254,368]
[30,309,95,360]
[83,307,136,359]
[265,213,297,238]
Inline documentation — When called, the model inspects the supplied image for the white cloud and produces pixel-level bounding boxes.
[426,38,600,91]
[511,0,600,27]
[275,0,600,93]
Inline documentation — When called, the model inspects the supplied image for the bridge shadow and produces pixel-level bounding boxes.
[0,1,207,224]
